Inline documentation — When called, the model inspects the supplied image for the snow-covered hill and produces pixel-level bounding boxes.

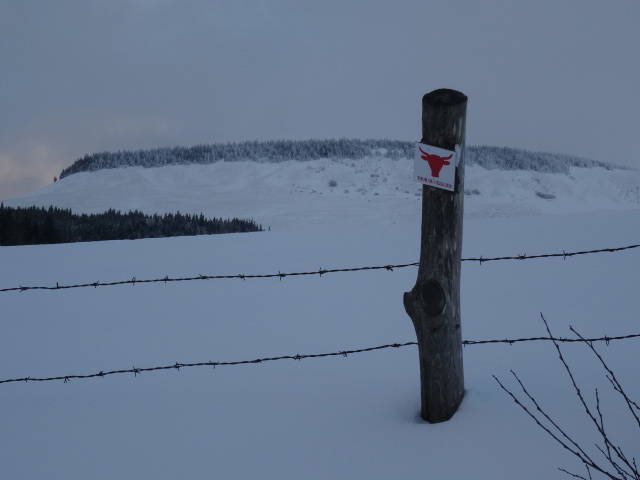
[6,148,640,231]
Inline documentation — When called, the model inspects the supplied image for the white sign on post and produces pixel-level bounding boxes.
[414,142,458,192]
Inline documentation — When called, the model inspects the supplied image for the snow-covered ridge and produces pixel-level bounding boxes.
[59,139,622,179]
[8,152,640,231]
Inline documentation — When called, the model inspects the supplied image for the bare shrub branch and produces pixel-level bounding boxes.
[494,314,639,479]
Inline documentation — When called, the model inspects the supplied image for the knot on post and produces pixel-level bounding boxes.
[422,279,447,317]
[403,280,448,331]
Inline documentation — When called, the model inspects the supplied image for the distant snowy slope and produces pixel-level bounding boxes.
[7,147,639,231]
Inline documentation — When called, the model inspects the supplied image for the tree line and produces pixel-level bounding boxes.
[58,139,414,179]
[58,139,619,180]
[0,204,263,246]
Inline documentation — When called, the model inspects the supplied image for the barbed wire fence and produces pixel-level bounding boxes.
[1,241,639,389]
[1,243,638,293]
[2,332,639,386]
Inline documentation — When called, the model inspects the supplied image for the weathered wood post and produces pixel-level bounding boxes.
[404,88,467,423]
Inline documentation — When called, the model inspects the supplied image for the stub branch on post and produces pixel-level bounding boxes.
[403,88,467,423]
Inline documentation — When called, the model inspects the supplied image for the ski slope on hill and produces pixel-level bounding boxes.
[6,154,640,231]
[1,151,639,479]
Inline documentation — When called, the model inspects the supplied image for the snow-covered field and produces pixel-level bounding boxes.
[1,156,639,479]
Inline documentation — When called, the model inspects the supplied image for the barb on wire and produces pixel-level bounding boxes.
[1,243,638,294]
[2,332,639,386]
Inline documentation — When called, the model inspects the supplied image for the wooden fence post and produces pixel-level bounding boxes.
[403,88,467,423]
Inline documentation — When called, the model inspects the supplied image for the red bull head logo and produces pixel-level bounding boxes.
[418,146,453,178]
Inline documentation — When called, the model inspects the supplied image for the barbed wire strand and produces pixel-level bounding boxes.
[1,243,638,294]
[2,332,639,385]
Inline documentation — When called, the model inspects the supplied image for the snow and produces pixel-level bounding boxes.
[1,157,639,479]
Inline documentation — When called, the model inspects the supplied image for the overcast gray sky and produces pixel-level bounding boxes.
[1,0,639,200]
